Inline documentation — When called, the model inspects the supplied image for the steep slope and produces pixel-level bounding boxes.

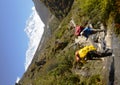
[18,0,120,85]
[40,0,74,20]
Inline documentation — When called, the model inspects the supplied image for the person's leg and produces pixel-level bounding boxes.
[87,51,103,59]
[92,49,112,58]
[91,29,105,34]
[102,48,113,57]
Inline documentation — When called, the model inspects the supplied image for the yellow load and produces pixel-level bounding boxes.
[78,45,96,58]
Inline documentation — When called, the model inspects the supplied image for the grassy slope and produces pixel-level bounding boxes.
[19,0,120,85]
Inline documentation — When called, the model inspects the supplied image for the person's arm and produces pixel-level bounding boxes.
[80,26,86,35]
[89,24,93,29]
[80,31,84,36]
[70,18,76,28]
[80,27,86,36]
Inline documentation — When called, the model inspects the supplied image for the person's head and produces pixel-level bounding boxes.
[75,51,81,62]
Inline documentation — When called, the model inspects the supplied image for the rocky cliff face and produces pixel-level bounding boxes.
[40,0,74,20]
[18,0,120,85]
[32,0,50,25]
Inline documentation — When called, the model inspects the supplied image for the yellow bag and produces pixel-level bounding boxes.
[89,45,96,51]
[78,45,96,58]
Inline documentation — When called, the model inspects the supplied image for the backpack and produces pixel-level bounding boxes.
[75,26,84,36]
[78,45,96,58]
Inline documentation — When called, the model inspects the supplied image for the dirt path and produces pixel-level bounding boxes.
[111,34,120,85]
[105,29,120,85]
[104,29,114,85]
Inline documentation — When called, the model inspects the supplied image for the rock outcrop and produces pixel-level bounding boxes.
[40,0,74,20]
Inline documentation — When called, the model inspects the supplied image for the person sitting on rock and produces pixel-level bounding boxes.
[80,22,105,39]
[70,19,105,39]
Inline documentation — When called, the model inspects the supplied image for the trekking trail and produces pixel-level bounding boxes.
[106,30,120,85]
[104,27,120,85]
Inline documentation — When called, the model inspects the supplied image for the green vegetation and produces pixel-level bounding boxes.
[19,0,120,85]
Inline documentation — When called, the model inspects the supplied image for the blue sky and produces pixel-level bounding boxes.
[0,0,33,85]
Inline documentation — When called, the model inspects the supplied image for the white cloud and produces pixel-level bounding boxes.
[16,77,20,83]
[24,6,45,71]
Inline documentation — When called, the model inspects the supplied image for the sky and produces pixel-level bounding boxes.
[0,0,44,85]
